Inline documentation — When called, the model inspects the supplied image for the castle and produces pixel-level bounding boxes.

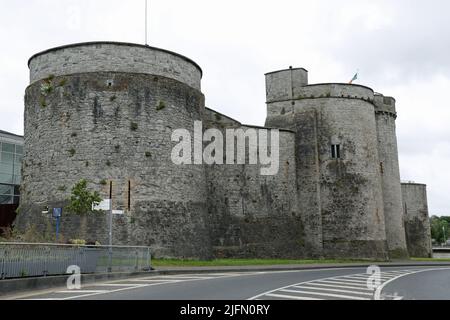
[16,42,432,260]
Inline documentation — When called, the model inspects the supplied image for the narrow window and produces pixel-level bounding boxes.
[127,180,131,211]
[109,181,113,199]
[331,144,341,159]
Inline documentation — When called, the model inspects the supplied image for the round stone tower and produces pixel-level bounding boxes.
[17,42,211,258]
[401,183,432,258]
[374,94,409,259]
[265,67,388,260]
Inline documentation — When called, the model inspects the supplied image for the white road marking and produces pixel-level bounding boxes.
[374,267,450,300]
[293,285,374,296]
[303,282,373,291]
[20,267,447,301]
[58,290,109,294]
[19,271,272,300]
[279,289,369,300]
[129,279,181,282]
[91,283,147,287]
[250,268,450,300]
[310,279,369,287]
[57,282,173,300]
[329,277,369,284]
[343,274,391,281]
[150,275,214,279]
[21,298,62,300]
[265,293,323,300]
[320,279,370,286]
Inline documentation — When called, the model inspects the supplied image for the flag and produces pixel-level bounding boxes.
[349,72,358,84]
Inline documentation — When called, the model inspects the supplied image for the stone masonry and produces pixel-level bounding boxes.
[15,42,432,260]
[401,183,432,258]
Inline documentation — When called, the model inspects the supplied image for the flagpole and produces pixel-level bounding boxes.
[145,0,148,45]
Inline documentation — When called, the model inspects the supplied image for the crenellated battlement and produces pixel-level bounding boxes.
[374,93,397,119]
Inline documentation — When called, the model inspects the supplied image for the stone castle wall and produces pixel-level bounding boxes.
[17,42,431,261]
[401,183,432,258]
[266,76,388,260]
[204,108,304,258]
[374,95,409,258]
[18,43,211,259]
[28,42,202,90]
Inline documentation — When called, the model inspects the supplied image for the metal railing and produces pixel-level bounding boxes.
[0,242,151,279]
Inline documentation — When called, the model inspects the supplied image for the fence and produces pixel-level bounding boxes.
[0,242,151,279]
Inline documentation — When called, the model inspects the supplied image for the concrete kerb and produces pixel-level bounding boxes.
[2,261,450,299]
[154,261,450,274]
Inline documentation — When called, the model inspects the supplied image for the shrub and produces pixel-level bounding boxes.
[69,239,86,245]
[130,122,138,131]
[40,82,53,96]
[65,179,102,216]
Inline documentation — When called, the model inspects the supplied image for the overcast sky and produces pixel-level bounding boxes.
[0,0,449,215]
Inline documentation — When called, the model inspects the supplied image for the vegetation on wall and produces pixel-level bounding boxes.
[65,179,102,216]
[156,100,166,111]
[39,96,47,108]
[130,122,138,131]
[58,78,67,87]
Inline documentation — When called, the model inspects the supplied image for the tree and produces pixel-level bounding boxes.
[65,179,102,240]
[65,179,102,215]
[430,216,450,244]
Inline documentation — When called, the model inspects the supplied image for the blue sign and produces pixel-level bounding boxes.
[52,207,62,218]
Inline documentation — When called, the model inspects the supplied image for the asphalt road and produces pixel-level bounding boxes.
[11,266,450,300]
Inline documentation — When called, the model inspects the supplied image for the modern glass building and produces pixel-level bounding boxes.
[0,130,24,205]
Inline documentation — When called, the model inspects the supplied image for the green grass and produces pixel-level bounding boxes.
[150,258,381,267]
[411,257,450,262]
